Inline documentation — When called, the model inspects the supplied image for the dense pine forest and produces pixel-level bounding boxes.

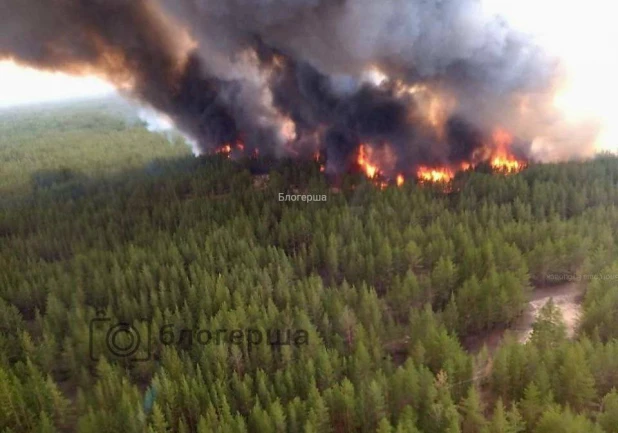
[3,99,618,432]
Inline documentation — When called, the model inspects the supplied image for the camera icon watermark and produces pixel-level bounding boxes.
[89,311,152,362]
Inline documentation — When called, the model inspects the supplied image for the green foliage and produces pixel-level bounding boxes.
[2,101,618,431]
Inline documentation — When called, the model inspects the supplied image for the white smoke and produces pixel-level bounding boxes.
[137,106,201,155]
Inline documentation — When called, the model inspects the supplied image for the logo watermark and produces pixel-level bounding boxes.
[278,193,327,202]
[546,273,618,282]
[89,311,309,362]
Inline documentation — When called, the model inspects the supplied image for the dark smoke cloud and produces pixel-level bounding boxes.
[0,0,250,150]
[0,0,599,174]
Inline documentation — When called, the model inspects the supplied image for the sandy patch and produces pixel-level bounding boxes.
[513,283,583,343]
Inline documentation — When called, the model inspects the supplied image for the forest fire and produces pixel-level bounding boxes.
[214,141,246,158]
[215,144,232,156]
[412,137,524,184]
[416,167,455,183]
[488,129,524,173]
[354,126,526,187]
[491,155,523,173]
[214,123,525,188]
[2,0,614,427]
[314,151,326,172]
[0,0,604,198]
[357,145,381,179]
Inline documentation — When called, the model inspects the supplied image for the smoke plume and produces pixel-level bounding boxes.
[0,0,600,176]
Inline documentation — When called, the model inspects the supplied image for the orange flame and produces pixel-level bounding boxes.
[214,140,247,158]
[313,151,326,172]
[216,144,232,156]
[416,166,454,183]
[357,144,381,178]
[354,132,525,186]
[489,128,524,173]
[491,155,522,172]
